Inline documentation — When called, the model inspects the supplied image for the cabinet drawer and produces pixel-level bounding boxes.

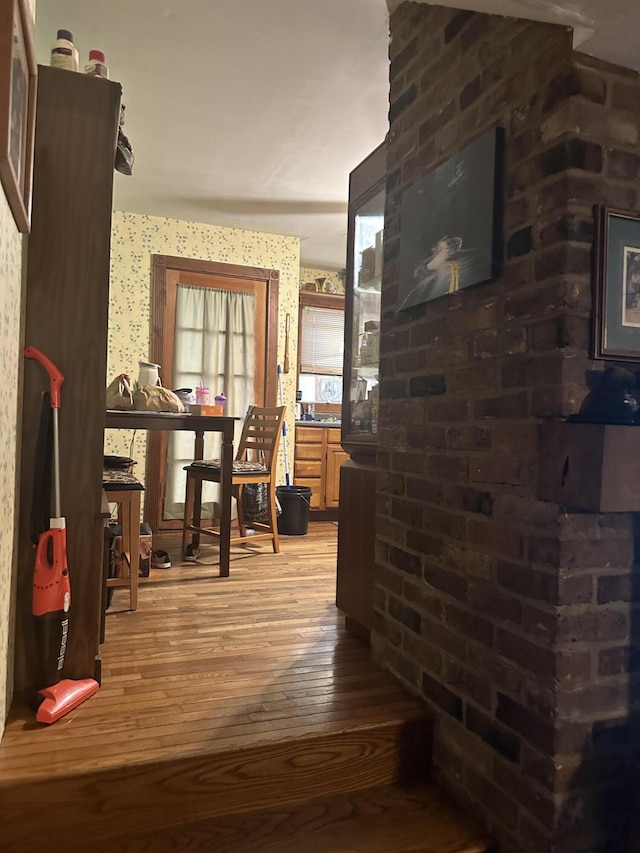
[295,443,323,461]
[295,426,323,443]
[294,460,322,478]
[327,429,342,444]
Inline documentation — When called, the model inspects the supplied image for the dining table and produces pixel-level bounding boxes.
[105,410,239,576]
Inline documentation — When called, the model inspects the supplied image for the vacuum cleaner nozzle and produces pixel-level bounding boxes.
[35,678,99,724]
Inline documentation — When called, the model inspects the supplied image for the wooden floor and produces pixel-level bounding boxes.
[0,523,425,776]
[0,522,494,852]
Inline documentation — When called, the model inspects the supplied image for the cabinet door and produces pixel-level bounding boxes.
[294,426,324,509]
[325,441,348,509]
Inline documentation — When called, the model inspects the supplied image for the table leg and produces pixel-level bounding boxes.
[219,423,233,577]
[190,430,205,551]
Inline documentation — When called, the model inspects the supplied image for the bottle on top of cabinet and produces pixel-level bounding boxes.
[50,29,79,72]
[84,50,109,79]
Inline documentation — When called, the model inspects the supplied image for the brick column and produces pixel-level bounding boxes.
[376,4,640,851]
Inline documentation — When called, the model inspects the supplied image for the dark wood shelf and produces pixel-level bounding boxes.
[538,421,640,511]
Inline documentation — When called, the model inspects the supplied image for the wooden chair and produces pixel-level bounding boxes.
[103,470,144,611]
[182,405,285,559]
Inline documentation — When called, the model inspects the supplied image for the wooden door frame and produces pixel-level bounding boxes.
[146,254,279,532]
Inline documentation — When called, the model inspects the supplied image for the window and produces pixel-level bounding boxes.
[298,293,345,375]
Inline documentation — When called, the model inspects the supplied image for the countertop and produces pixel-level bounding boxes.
[295,420,341,428]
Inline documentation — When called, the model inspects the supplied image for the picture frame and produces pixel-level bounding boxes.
[593,206,640,362]
[397,126,504,312]
[0,0,37,233]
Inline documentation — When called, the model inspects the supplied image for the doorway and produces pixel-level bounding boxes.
[147,254,279,532]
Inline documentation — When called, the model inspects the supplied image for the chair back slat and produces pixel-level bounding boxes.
[237,405,285,470]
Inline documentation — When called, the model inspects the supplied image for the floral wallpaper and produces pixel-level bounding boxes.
[299,266,345,294]
[106,212,300,488]
[0,198,24,737]
[0,0,34,741]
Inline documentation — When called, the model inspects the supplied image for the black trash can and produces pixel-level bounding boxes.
[276,485,312,535]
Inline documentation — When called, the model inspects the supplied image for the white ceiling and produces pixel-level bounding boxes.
[34,1,639,270]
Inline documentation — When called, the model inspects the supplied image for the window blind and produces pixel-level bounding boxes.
[299,305,344,375]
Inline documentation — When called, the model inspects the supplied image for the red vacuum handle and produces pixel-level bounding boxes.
[25,346,65,408]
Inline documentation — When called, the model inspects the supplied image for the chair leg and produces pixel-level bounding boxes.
[119,491,139,611]
[129,490,140,611]
[182,472,196,556]
[236,484,248,538]
[268,482,280,554]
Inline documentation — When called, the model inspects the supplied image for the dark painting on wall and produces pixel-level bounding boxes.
[397,127,504,312]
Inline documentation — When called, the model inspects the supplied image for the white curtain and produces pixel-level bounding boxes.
[164,284,256,520]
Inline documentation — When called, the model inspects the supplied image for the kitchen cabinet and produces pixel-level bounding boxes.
[16,67,121,691]
[294,425,347,511]
[336,140,386,640]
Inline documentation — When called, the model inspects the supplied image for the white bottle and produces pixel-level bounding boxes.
[51,29,79,72]
[85,50,109,79]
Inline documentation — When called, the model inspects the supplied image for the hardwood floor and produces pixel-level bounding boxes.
[0,522,494,852]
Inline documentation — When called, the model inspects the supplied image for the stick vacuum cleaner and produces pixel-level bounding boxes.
[25,346,99,724]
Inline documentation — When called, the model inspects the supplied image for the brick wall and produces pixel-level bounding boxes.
[377,4,640,851]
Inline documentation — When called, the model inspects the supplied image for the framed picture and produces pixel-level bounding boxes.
[593,206,640,361]
[397,126,504,312]
[0,0,37,233]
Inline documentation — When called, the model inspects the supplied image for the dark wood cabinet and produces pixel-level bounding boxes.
[336,141,386,639]
[15,67,121,691]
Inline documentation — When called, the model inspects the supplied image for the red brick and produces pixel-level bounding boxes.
[465,767,519,831]
[391,498,423,529]
[403,633,443,675]
[389,543,423,576]
[496,630,555,678]
[470,454,531,486]
[467,582,522,625]
[424,561,468,601]
[597,573,637,604]
[474,392,529,419]
[406,476,443,504]
[492,493,557,527]
[427,339,471,366]
[447,427,491,451]
[560,539,634,570]
[496,692,555,752]
[445,660,493,709]
[598,644,640,677]
[468,520,523,558]
[473,326,528,359]
[404,580,445,621]
[375,516,406,546]
[442,542,493,579]
[447,301,499,336]
[426,454,469,482]
[448,364,500,393]
[444,485,493,516]
[422,672,463,719]
[492,759,555,825]
[502,353,563,387]
[408,425,447,449]
[394,349,427,373]
[497,560,557,601]
[555,682,628,716]
[446,603,494,646]
[426,397,469,422]
[373,563,405,596]
[557,608,628,643]
[422,616,467,661]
